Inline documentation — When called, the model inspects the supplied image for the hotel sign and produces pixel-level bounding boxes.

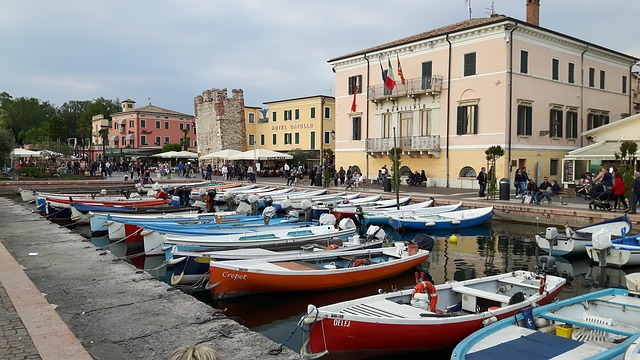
[271,123,314,131]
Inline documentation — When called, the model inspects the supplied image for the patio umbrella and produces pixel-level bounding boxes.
[173,150,199,159]
[153,151,178,158]
[228,149,293,161]
[200,149,242,160]
[10,148,42,158]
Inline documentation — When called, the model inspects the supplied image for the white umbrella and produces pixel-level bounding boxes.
[200,149,242,160]
[229,149,293,161]
[10,148,42,158]
[173,150,199,159]
[153,151,178,158]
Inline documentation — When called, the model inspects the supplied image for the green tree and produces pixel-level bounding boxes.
[98,127,110,161]
[0,127,15,166]
[48,114,67,143]
[484,145,505,200]
[615,140,638,199]
[322,148,334,187]
[162,143,183,152]
[58,100,91,139]
[1,96,56,143]
[289,148,308,170]
[180,129,190,150]
[388,147,402,191]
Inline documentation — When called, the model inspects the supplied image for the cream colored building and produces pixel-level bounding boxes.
[245,95,335,163]
[330,2,638,188]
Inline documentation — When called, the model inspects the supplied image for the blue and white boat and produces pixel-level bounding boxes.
[535,215,632,256]
[586,231,640,267]
[361,201,460,226]
[451,288,640,360]
[388,206,493,231]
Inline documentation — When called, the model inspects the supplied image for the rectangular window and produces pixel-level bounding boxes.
[549,107,563,138]
[140,120,146,128]
[589,67,595,87]
[121,136,126,145]
[129,120,134,128]
[566,110,578,139]
[623,75,628,94]
[324,131,330,144]
[520,50,528,74]
[155,120,161,129]
[399,111,413,139]
[456,103,478,135]
[600,70,606,90]
[284,110,292,121]
[310,131,316,150]
[421,61,433,90]
[587,111,610,130]
[155,136,161,145]
[114,122,117,130]
[186,124,190,131]
[164,121,169,130]
[248,113,255,124]
[272,133,277,145]
[552,59,559,81]
[113,139,118,146]
[419,109,430,136]
[164,136,170,144]
[294,132,300,145]
[310,107,316,119]
[352,117,362,140]
[516,103,533,136]
[248,134,255,146]
[324,106,331,120]
[284,133,292,145]
[463,52,476,77]
[348,75,363,95]
[550,159,559,176]
[294,109,299,120]
[568,63,575,84]
[260,134,265,146]
[272,111,277,122]
[179,123,184,130]
[382,113,392,138]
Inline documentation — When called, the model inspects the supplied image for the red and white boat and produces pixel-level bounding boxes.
[207,243,429,299]
[300,270,565,359]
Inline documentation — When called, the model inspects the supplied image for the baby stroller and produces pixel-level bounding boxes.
[345,177,355,190]
[588,184,612,211]
[575,183,591,199]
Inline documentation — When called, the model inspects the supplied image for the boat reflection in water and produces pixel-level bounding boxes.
[89,235,167,281]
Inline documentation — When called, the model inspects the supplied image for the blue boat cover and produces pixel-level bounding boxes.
[466,331,582,360]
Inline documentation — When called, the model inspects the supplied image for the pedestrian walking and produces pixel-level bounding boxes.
[477,167,486,197]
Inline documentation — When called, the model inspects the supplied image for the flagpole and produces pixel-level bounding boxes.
[394,127,399,210]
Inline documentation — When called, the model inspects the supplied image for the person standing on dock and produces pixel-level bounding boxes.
[477,167,486,197]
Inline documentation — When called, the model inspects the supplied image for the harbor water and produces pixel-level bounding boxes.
[79,220,640,359]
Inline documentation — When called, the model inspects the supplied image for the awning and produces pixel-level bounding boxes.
[564,140,640,161]
[119,119,126,125]
[125,134,134,141]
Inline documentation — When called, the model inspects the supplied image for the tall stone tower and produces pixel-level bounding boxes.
[194,88,246,157]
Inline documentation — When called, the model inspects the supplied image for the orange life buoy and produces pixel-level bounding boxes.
[413,280,438,312]
[350,258,371,267]
[326,244,340,250]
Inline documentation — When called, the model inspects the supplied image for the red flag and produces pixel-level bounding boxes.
[351,85,358,112]
[397,54,405,85]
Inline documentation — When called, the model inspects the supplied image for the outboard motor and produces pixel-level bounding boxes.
[412,234,435,253]
[286,210,300,220]
[263,195,273,207]
[235,201,252,215]
[300,199,313,222]
[364,225,386,242]
[318,213,337,226]
[591,228,612,267]
[535,255,558,276]
[279,199,292,212]
[248,195,260,216]
[338,218,356,231]
[262,206,277,224]
[545,227,559,250]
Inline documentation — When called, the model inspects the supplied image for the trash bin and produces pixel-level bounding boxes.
[499,178,510,201]
[383,176,392,192]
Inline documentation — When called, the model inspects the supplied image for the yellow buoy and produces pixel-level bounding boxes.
[449,234,458,243]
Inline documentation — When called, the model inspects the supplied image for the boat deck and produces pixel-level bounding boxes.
[338,300,427,319]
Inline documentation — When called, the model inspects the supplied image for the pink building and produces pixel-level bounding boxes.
[106,99,196,161]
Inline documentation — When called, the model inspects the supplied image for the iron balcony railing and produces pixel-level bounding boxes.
[367,75,443,102]
[365,135,440,152]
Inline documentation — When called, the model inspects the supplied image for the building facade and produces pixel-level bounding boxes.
[330,1,637,188]
[106,99,196,161]
[194,89,246,158]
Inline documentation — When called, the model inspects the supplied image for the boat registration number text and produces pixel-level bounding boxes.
[333,319,351,327]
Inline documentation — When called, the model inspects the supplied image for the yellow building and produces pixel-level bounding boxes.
[245,95,335,164]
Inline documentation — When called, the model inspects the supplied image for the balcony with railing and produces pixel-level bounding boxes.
[367,75,443,102]
[365,135,441,158]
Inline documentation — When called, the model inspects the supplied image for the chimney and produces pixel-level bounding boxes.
[526,0,540,26]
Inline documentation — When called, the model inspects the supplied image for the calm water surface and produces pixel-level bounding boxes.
[82,220,640,360]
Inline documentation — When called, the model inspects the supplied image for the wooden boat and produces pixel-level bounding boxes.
[535,215,632,256]
[163,225,357,252]
[311,194,383,219]
[586,230,640,267]
[388,206,493,231]
[18,188,37,203]
[214,186,271,202]
[299,270,565,359]
[330,196,413,220]
[91,209,223,234]
[70,202,196,225]
[168,228,387,286]
[451,288,640,360]
[361,200,460,226]
[207,243,429,299]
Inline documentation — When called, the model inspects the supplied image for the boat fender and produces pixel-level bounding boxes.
[326,244,340,250]
[482,316,498,326]
[413,281,438,312]
[349,258,372,267]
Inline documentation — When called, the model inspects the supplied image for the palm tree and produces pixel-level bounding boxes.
[98,127,110,161]
[181,129,190,151]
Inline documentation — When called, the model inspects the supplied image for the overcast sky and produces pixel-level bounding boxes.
[2,0,639,115]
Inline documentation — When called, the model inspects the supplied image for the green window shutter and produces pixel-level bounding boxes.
[473,105,479,134]
[456,106,464,135]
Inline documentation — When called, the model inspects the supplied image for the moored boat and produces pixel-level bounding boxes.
[451,287,640,360]
[361,200,459,226]
[300,270,565,359]
[586,230,640,267]
[388,206,493,231]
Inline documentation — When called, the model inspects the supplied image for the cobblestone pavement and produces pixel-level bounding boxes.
[0,284,40,360]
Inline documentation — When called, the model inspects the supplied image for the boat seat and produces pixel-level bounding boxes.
[539,312,635,337]
[451,285,511,312]
[498,277,541,290]
[272,261,325,271]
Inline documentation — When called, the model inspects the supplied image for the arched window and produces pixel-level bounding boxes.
[459,166,476,178]
[399,166,412,176]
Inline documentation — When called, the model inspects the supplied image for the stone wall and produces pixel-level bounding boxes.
[194,88,247,156]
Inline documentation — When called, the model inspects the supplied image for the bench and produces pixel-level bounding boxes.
[539,312,635,337]
[451,285,512,312]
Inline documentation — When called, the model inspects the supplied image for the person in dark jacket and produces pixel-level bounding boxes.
[631,171,640,215]
[477,167,486,197]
